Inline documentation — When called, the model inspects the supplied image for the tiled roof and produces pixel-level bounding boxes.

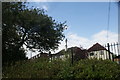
[88,43,107,52]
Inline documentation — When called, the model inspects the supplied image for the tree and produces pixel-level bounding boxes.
[2,2,27,65]
[2,2,66,65]
[16,8,66,52]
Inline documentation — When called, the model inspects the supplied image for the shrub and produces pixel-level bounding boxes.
[2,58,120,79]
[73,59,120,79]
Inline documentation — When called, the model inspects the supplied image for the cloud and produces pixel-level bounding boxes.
[92,30,118,45]
[54,30,118,53]
[66,33,90,48]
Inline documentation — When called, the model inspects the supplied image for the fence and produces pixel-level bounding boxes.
[104,42,120,56]
[103,42,120,63]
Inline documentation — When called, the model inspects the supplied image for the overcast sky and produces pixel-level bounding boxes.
[26,2,118,58]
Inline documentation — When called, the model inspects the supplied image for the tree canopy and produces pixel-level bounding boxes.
[2,2,66,65]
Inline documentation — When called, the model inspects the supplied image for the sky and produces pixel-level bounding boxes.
[25,2,118,58]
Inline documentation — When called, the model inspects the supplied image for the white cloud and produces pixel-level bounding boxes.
[54,30,118,53]
[67,33,90,48]
[92,30,118,45]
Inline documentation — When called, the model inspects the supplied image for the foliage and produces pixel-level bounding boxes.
[16,8,66,51]
[2,2,27,65]
[2,58,120,79]
[2,58,70,78]
[2,2,66,65]
[73,59,120,79]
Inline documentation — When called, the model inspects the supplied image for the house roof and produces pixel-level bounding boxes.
[88,43,107,52]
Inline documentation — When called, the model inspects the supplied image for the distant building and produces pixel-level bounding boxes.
[73,47,88,61]
[51,49,66,60]
[51,47,88,61]
[88,43,113,60]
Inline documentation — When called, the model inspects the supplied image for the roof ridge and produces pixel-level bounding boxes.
[88,43,107,52]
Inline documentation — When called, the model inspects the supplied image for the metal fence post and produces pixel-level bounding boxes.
[107,43,111,60]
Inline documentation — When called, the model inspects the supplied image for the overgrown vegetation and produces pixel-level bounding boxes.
[3,58,120,79]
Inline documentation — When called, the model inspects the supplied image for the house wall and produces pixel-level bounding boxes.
[52,54,67,60]
[52,53,71,61]
[88,50,113,60]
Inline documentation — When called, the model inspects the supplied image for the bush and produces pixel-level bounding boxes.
[2,58,120,79]
[73,59,120,79]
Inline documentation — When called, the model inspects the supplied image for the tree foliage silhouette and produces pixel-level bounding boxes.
[2,2,66,65]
